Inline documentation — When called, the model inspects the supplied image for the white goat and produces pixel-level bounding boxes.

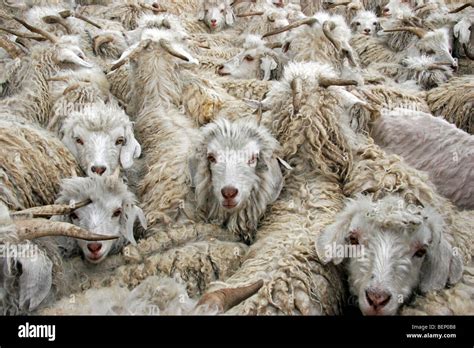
[317,194,463,315]
[198,0,235,32]
[60,104,141,177]
[350,10,380,36]
[53,173,146,264]
[217,35,285,80]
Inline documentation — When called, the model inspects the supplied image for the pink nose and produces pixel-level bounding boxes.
[211,19,217,24]
[221,186,238,199]
[365,288,391,310]
[91,166,106,175]
[87,242,102,253]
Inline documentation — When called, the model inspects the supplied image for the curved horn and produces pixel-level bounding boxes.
[15,219,119,241]
[110,39,151,71]
[58,9,103,29]
[236,11,264,17]
[265,41,283,49]
[318,77,358,88]
[383,26,427,39]
[93,35,115,55]
[196,280,263,313]
[13,16,58,43]
[291,77,303,115]
[449,2,474,14]
[322,20,341,51]
[262,17,318,38]
[159,39,190,61]
[324,1,351,9]
[0,37,25,58]
[42,15,72,34]
[0,27,46,41]
[11,199,92,218]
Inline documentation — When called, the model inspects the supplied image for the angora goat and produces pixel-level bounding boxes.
[317,194,463,316]
[53,172,146,264]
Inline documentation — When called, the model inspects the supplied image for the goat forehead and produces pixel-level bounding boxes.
[208,137,260,155]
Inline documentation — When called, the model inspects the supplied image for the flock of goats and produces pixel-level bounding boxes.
[0,0,473,316]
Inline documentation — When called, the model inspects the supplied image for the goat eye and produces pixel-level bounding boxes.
[414,248,426,258]
[373,22,377,25]
[356,22,360,26]
[207,154,216,163]
[112,208,122,217]
[244,55,254,62]
[115,137,125,146]
[248,154,258,165]
[70,212,78,220]
[75,138,84,145]
[425,49,435,55]
[220,9,224,13]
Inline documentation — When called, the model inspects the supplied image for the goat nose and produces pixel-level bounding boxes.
[87,242,102,253]
[364,28,371,33]
[211,19,217,24]
[91,165,107,175]
[221,186,238,199]
[365,289,392,309]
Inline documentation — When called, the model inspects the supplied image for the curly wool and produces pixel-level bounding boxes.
[0,120,80,210]
[426,76,474,135]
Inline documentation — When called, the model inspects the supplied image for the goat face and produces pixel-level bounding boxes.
[415,29,457,69]
[316,195,463,316]
[218,46,280,80]
[55,176,146,264]
[54,37,93,69]
[193,119,283,215]
[61,107,141,177]
[199,1,234,32]
[351,11,379,36]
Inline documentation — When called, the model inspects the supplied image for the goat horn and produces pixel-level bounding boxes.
[15,219,119,241]
[11,199,92,218]
[318,77,358,88]
[265,41,283,49]
[110,39,151,71]
[383,26,427,39]
[58,9,103,29]
[159,39,189,61]
[236,11,264,17]
[0,27,46,40]
[13,16,58,43]
[291,77,303,115]
[0,37,25,58]
[93,35,115,55]
[322,20,341,51]
[324,1,351,9]
[449,2,474,13]
[262,17,317,38]
[196,280,263,313]
[42,15,72,34]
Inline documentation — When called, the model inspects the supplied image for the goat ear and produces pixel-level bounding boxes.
[60,128,79,158]
[58,49,93,68]
[259,55,277,81]
[419,234,463,293]
[123,204,147,246]
[17,253,53,311]
[316,199,364,264]
[225,9,235,26]
[198,10,205,21]
[120,124,141,169]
